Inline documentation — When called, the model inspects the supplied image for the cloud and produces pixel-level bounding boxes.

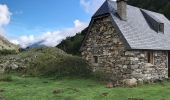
[80,0,116,14]
[0,4,11,26]
[11,20,88,48]
[80,0,105,14]
[0,4,11,35]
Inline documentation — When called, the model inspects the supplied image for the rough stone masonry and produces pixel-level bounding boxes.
[81,15,168,86]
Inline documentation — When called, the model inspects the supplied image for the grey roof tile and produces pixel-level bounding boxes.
[92,0,170,50]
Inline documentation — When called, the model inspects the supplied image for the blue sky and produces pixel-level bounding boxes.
[0,0,108,48]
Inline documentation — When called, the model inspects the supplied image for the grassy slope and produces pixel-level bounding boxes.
[0,76,170,100]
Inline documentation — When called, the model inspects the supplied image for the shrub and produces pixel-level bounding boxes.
[0,49,17,55]
[20,47,92,77]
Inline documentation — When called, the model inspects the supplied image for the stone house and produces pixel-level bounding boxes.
[80,0,170,85]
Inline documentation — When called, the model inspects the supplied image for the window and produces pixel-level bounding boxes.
[94,56,98,63]
[147,52,154,64]
[159,23,164,33]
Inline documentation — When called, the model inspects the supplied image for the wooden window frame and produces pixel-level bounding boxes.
[94,56,98,63]
[147,52,154,64]
[158,23,164,33]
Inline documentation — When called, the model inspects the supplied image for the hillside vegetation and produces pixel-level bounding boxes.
[0,35,18,51]
[0,47,91,77]
[57,28,88,56]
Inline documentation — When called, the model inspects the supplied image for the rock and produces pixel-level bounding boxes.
[145,63,154,67]
[140,54,145,58]
[123,65,127,69]
[123,78,137,87]
[53,89,64,94]
[10,63,19,70]
[106,82,113,88]
[125,51,134,56]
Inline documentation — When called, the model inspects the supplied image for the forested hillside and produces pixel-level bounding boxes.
[57,0,170,55]
[57,28,88,55]
[128,0,170,20]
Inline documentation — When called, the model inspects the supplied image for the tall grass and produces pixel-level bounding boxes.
[16,47,92,77]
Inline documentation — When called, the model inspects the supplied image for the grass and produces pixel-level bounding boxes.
[0,74,12,82]
[0,75,170,100]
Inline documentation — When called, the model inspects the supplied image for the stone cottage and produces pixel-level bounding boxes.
[80,0,170,85]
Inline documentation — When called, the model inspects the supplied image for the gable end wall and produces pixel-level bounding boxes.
[81,15,168,85]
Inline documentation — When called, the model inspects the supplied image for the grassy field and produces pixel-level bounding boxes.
[0,75,170,100]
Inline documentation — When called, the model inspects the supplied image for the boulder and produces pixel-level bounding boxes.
[123,78,137,87]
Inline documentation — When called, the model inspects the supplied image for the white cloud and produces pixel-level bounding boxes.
[11,20,88,48]
[9,0,118,48]
[80,0,116,14]
[0,4,11,35]
[80,0,105,14]
[0,4,11,26]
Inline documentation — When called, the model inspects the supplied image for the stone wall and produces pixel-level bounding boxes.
[81,15,168,86]
[125,50,168,83]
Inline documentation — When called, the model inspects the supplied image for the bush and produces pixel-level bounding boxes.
[0,49,17,55]
[20,47,92,77]
[0,74,13,82]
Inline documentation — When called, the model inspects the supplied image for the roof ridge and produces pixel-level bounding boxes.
[92,0,111,18]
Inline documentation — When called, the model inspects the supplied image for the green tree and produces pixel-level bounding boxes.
[56,28,88,56]
[128,0,170,20]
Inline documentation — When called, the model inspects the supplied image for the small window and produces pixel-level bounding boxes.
[94,56,98,63]
[147,52,154,64]
[159,23,164,33]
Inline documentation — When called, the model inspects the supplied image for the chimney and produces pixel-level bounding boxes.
[117,0,127,21]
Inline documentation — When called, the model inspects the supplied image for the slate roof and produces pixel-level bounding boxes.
[92,0,170,50]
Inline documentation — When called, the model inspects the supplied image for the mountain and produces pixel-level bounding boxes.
[0,35,18,50]
[26,40,47,49]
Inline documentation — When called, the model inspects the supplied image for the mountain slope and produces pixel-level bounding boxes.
[0,35,18,50]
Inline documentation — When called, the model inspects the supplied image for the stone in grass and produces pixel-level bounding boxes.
[106,82,113,88]
[123,78,137,87]
[53,89,64,94]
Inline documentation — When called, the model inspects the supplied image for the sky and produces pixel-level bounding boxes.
[0,0,114,48]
